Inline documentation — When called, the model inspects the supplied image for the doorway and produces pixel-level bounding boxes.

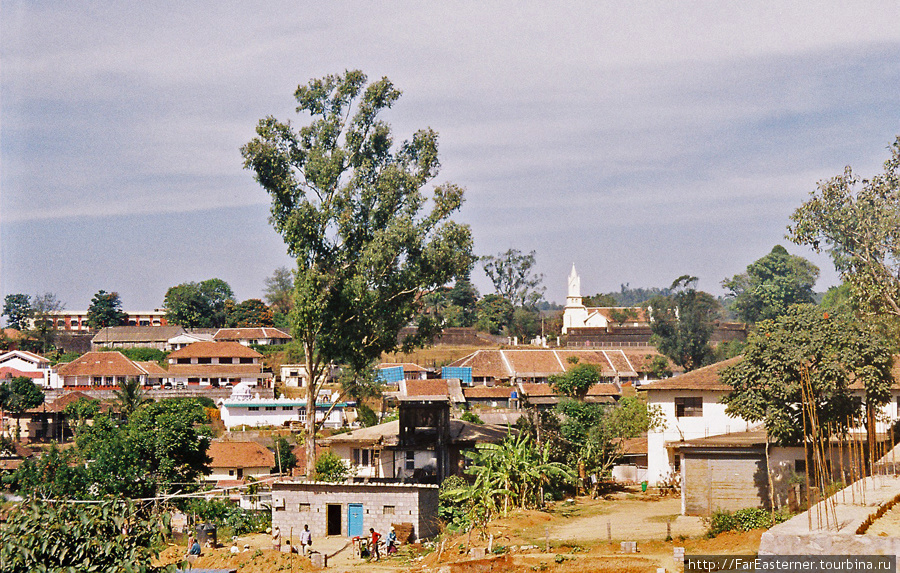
[347,503,364,538]
[326,504,342,536]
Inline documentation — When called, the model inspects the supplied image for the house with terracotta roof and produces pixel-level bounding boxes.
[213,327,292,346]
[516,381,621,409]
[447,348,667,385]
[462,385,518,409]
[279,363,340,388]
[166,341,265,388]
[207,440,275,484]
[397,379,466,405]
[0,350,57,388]
[12,391,100,442]
[638,357,756,486]
[56,351,161,388]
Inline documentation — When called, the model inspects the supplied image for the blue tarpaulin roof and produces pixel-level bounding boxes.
[375,366,404,384]
[441,366,472,385]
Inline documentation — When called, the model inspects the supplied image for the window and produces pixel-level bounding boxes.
[405,451,415,471]
[282,406,293,411]
[228,469,235,476]
[188,377,200,383]
[240,357,254,364]
[177,358,191,364]
[674,397,702,418]
[197,357,212,364]
[248,407,259,411]
[299,503,311,512]
[219,357,234,364]
[673,454,681,472]
[265,406,276,411]
[383,505,395,515]
[353,448,373,467]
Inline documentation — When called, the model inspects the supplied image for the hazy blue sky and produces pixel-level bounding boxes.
[2,2,899,312]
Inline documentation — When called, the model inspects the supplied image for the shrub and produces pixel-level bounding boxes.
[706,507,790,537]
[438,475,470,532]
[314,451,349,482]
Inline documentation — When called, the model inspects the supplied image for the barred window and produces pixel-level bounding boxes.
[674,397,702,418]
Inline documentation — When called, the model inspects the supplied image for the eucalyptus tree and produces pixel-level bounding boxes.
[242,70,474,473]
[790,137,900,319]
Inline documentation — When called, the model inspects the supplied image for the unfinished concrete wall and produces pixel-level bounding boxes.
[271,481,440,542]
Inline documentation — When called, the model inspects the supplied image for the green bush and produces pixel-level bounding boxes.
[438,475,471,532]
[0,499,171,573]
[314,451,349,482]
[707,507,789,537]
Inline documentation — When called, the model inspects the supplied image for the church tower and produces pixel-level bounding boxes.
[562,264,587,334]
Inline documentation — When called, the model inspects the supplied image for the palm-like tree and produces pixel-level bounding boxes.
[112,377,151,420]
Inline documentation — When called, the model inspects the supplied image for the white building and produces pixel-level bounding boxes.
[279,363,339,388]
[166,332,214,351]
[207,440,275,483]
[562,264,650,335]
[218,382,347,429]
[640,357,760,486]
[0,350,58,388]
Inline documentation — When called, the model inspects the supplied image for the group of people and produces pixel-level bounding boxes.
[188,523,398,563]
[270,525,314,555]
[365,526,398,561]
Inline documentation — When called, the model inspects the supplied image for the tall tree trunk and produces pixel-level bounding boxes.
[305,342,317,478]
[867,401,877,476]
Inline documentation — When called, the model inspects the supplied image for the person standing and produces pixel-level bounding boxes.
[300,524,312,555]
[272,526,282,552]
[387,527,397,554]
[369,527,381,561]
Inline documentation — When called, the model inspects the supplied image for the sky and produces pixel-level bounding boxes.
[2,2,900,312]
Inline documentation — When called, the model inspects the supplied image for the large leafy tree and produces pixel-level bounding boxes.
[163,278,235,328]
[0,376,44,442]
[2,294,32,330]
[482,249,545,308]
[27,292,63,353]
[721,305,892,465]
[722,245,819,323]
[550,362,601,399]
[241,70,474,473]
[264,266,295,314]
[474,294,514,335]
[0,499,170,573]
[789,137,900,318]
[225,298,275,327]
[649,276,720,371]
[86,290,128,329]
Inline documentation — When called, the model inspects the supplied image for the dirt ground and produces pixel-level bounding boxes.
[157,490,764,572]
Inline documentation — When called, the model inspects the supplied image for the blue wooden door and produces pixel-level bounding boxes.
[348,503,363,537]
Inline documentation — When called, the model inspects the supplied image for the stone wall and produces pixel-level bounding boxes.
[271,481,440,542]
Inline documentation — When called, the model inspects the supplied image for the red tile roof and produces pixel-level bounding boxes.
[463,386,516,399]
[641,357,742,391]
[208,440,275,469]
[0,367,43,380]
[404,379,449,397]
[57,352,146,378]
[214,328,291,341]
[168,341,262,359]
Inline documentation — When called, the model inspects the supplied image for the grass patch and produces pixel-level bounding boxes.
[645,513,680,524]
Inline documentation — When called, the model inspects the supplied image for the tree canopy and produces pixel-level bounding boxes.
[225,298,274,327]
[241,70,473,473]
[263,266,294,315]
[482,249,545,308]
[549,362,601,399]
[722,245,819,323]
[163,278,235,328]
[87,290,128,329]
[0,376,44,441]
[721,305,893,447]
[2,294,31,330]
[649,276,720,371]
[789,137,900,319]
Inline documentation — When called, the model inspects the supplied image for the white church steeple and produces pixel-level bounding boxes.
[563,264,587,334]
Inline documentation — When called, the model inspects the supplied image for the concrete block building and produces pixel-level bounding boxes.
[271,481,439,541]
